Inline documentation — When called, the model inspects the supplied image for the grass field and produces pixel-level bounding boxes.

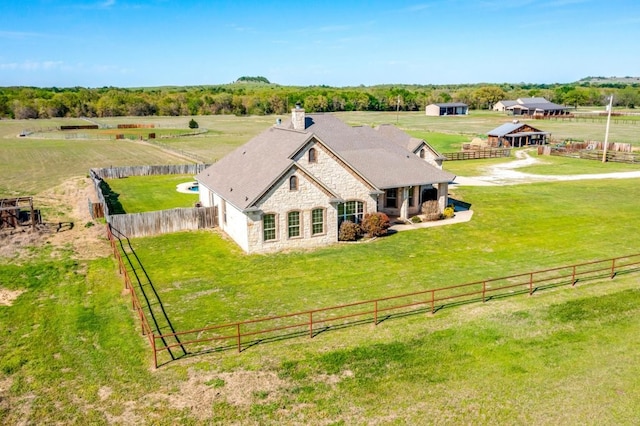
[1,113,640,424]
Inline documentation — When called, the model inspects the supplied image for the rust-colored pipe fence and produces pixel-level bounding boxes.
[106,225,157,364]
[105,223,640,368]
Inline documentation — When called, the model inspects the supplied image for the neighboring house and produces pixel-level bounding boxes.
[196,106,456,254]
[425,103,468,116]
[492,100,517,112]
[493,97,570,117]
[487,120,550,148]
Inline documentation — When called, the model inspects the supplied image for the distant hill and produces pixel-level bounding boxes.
[579,76,640,84]
[235,76,271,84]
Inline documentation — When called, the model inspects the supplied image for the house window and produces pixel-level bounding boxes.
[408,186,415,207]
[288,211,301,238]
[337,200,364,225]
[308,148,317,163]
[289,175,298,191]
[385,189,397,208]
[312,208,324,235]
[263,214,276,241]
[419,149,425,159]
[221,199,227,225]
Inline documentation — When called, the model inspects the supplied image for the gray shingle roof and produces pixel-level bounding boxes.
[508,102,569,111]
[299,115,454,189]
[496,100,518,107]
[487,121,545,137]
[432,102,467,107]
[197,114,455,210]
[517,97,550,104]
[196,127,312,210]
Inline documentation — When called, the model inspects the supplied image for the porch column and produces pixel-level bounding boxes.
[399,187,409,220]
[437,182,449,212]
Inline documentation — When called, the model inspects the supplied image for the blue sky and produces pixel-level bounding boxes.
[1,0,638,87]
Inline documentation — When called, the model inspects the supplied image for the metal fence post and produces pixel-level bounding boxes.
[430,289,435,314]
[236,323,241,353]
[611,258,616,278]
[152,333,157,369]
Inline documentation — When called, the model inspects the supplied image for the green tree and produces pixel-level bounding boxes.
[617,85,639,108]
[472,86,506,109]
[563,87,589,108]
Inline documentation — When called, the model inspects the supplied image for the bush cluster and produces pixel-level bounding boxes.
[421,200,441,221]
[361,212,391,237]
[443,205,455,219]
[338,221,361,241]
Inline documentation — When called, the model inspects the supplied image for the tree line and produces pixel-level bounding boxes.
[0,80,638,120]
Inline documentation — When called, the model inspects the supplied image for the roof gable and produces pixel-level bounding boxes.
[196,127,311,210]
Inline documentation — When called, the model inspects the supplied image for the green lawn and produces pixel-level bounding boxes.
[104,174,200,213]
[128,178,640,330]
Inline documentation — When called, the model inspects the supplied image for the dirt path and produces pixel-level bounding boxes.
[0,176,111,261]
[453,149,640,186]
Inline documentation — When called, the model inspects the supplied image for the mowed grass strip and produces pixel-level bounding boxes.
[128,178,640,330]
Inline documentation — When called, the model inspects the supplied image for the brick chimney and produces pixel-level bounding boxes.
[292,103,305,130]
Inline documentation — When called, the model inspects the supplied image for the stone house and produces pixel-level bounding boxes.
[196,107,455,254]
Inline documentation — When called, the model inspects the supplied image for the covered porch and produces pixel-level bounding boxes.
[378,182,450,221]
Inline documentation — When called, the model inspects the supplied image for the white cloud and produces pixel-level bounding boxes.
[0,60,64,71]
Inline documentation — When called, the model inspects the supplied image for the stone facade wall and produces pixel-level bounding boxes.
[294,140,375,203]
[245,140,377,254]
[248,170,336,253]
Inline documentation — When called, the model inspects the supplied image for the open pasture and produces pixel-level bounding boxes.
[1,112,640,424]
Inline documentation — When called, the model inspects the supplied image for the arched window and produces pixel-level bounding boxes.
[419,148,426,159]
[308,148,317,163]
[337,200,364,226]
[289,175,298,191]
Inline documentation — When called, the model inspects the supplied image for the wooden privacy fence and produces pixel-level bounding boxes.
[443,148,511,161]
[89,166,217,236]
[111,251,640,368]
[91,164,210,179]
[108,207,216,238]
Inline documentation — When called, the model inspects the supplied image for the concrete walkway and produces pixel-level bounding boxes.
[389,210,474,232]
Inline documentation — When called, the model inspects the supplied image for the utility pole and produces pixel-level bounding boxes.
[602,95,613,163]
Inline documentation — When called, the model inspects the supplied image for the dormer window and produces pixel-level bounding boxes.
[289,175,298,191]
[308,148,317,163]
